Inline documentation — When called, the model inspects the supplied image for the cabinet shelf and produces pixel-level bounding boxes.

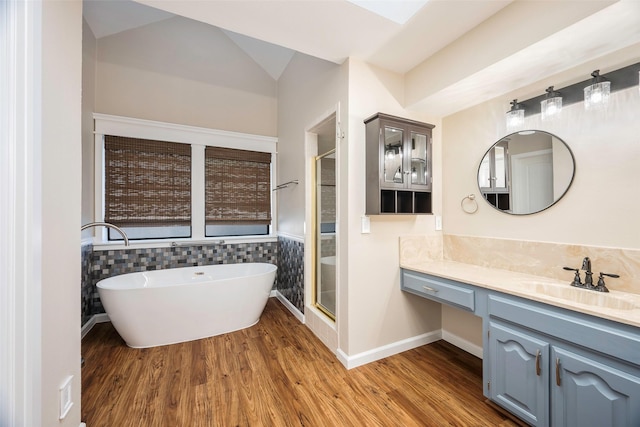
[380,190,432,214]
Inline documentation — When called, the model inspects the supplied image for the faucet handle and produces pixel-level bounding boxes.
[594,272,620,293]
[563,267,583,287]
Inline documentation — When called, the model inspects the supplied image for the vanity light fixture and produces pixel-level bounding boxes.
[507,61,640,119]
[583,70,611,110]
[505,99,525,130]
[540,86,562,120]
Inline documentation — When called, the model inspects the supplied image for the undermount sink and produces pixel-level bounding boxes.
[534,283,639,311]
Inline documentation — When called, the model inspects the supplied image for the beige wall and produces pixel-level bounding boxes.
[95,16,278,136]
[276,52,346,238]
[405,0,615,110]
[276,54,446,359]
[82,18,96,231]
[41,0,83,424]
[344,59,443,355]
[442,67,640,249]
[440,52,640,349]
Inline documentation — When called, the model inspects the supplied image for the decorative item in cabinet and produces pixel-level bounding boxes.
[364,113,434,215]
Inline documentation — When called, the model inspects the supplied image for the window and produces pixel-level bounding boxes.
[94,114,277,243]
[104,135,191,240]
[205,147,271,237]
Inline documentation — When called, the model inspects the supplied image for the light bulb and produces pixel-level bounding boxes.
[506,99,525,130]
[584,70,610,110]
[541,86,562,121]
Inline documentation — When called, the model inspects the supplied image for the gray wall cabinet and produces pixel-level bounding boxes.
[364,113,434,215]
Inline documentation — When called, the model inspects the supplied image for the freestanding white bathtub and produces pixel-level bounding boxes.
[97,263,277,348]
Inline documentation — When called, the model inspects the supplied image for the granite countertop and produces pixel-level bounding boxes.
[401,259,640,329]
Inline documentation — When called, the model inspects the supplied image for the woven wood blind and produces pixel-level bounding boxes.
[104,135,191,227]
[205,147,271,225]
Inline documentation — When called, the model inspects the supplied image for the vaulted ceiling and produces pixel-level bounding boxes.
[83,0,640,116]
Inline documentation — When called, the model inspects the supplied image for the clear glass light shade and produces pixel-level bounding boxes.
[541,96,562,121]
[506,109,524,129]
[584,81,611,110]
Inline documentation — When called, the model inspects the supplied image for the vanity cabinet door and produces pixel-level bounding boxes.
[489,321,550,427]
[551,346,640,427]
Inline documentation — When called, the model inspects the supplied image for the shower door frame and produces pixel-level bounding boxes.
[312,148,337,321]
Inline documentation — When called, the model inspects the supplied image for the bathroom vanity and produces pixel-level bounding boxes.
[401,262,640,427]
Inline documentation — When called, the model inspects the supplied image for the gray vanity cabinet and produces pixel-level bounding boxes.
[364,113,434,215]
[489,321,550,426]
[551,346,640,427]
[488,295,640,427]
[400,269,640,427]
[489,322,640,427]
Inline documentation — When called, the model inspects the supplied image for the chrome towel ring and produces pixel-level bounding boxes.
[461,194,478,214]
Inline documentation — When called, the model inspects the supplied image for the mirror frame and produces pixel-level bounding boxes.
[477,130,576,215]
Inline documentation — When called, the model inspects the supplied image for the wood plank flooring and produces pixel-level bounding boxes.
[81,299,521,426]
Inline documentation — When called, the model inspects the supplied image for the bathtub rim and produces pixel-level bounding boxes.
[96,262,277,291]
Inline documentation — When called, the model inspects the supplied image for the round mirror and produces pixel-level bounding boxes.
[477,130,575,215]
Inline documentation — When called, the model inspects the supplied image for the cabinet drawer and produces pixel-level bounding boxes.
[488,294,640,366]
[401,270,475,311]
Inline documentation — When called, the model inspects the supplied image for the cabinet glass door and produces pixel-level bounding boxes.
[383,126,404,185]
[494,145,508,189]
[478,142,509,191]
[410,132,429,186]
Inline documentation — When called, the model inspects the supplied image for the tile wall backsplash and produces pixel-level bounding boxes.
[321,235,336,258]
[82,241,278,325]
[81,243,93,325]
[443,235,640,294]
[277,236,305,314]
[399,234,640,294]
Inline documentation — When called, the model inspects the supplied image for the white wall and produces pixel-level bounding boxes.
[95,16,278,136]
[41,0,83,425]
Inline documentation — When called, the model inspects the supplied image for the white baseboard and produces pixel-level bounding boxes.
[336,330,442,370]
[442,330,484,359]
[274,291,305,323]
[81,313,110,339]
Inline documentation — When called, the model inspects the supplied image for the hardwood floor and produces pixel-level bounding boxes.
[81,299,521,426]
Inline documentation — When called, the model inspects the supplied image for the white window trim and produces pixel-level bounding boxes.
[92,114,278,249]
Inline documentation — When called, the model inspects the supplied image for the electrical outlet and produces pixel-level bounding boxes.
[59,375,73,420]
[435,215,442,231]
